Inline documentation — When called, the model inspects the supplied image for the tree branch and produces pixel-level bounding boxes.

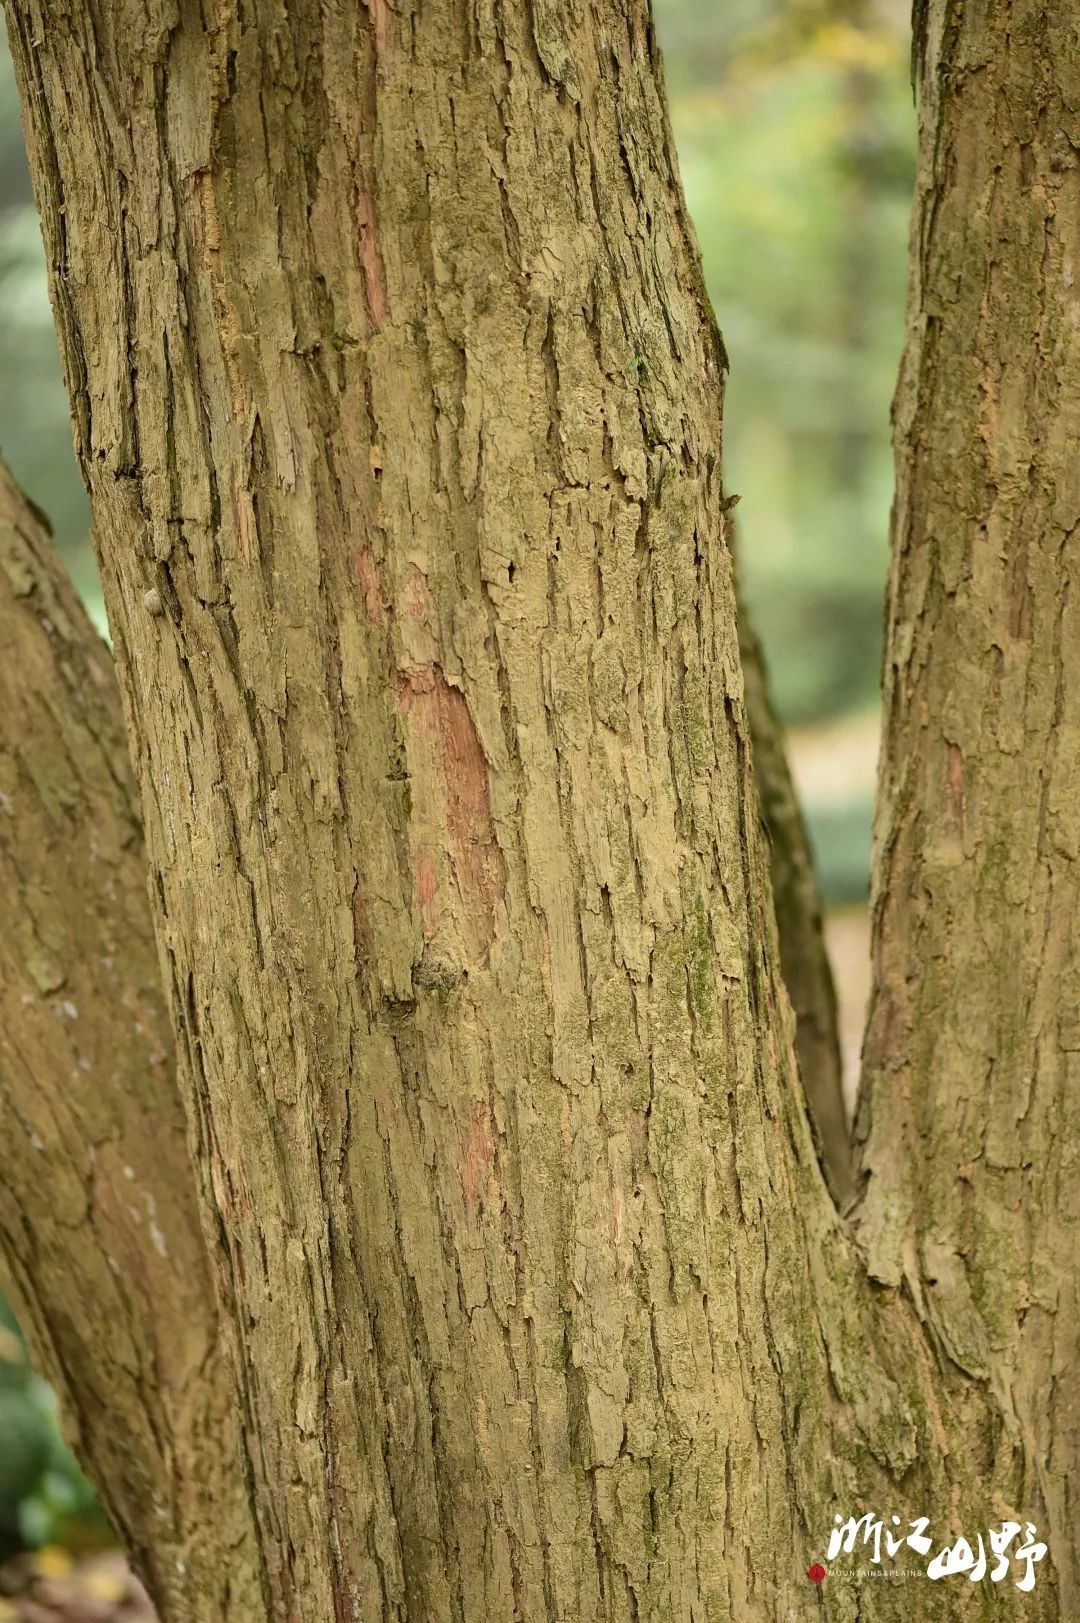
[737,573,854,1208]
[0,457,263,1619]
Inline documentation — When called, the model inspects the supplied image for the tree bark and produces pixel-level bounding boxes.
[2,0,1058,1617]
[0,455,262,1617]
[856,0,1080,1610]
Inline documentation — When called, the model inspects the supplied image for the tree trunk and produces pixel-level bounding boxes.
[855,0,1080,1610]
[1,0,1062,1617]
[0,456,262,1616]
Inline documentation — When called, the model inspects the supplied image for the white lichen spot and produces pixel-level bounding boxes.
[124,1166,135,1180]
[61,1000,78,1019]
[150,1221,168,1259]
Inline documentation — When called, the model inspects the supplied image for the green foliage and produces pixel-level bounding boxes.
[660,0,913,728]
[805,793,874,904]
[0,1299,107,1558]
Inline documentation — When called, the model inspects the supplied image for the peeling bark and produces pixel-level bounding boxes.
[857,0,1080,1609]
[1,0,1062,1617]
[0,455,262,1618]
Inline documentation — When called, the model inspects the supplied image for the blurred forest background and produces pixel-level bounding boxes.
[0,0,914,1611]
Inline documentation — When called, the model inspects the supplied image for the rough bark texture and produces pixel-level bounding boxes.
[856,1,1080,1610]
[3,0,1056,1618]
[738,596,852,1208]
[0,455,262,1617]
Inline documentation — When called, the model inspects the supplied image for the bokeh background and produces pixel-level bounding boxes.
[0,0,914,1610]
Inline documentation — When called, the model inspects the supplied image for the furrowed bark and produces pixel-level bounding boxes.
[856,0,1080,1608]
[3,0,1051,1617]
[737,591,852,1208]
[0,455,263,1618]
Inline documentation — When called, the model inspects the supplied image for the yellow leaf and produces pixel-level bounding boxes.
[32,1545,74,1578]
[0,1327,23,1364]
[813,22,897,72]
[83,1567,128,1602]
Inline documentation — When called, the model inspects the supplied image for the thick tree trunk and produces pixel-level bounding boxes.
[856,0,1080,1610]
[2,0,1058,1618]
[0,457,262,1616]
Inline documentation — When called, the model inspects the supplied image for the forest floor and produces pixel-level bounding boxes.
[827,905,872,1120]
[0,1551,152,1622]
